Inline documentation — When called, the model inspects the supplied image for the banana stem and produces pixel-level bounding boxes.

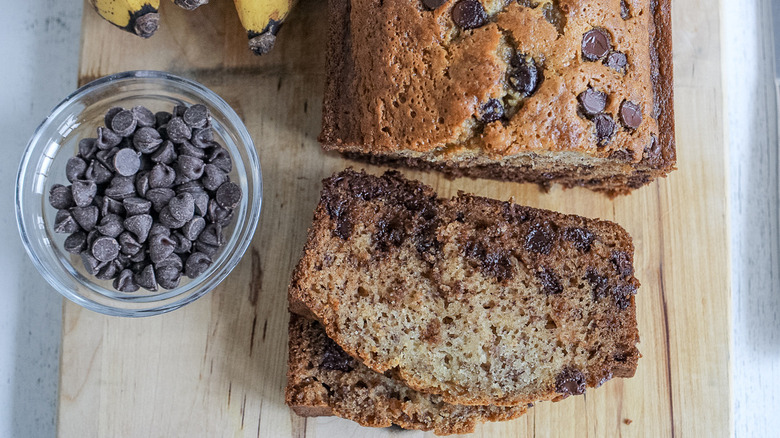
[173,0,209,11]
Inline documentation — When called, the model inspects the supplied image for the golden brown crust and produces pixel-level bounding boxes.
[289,170,640,406]
[285,315,527,435]
[319,0,675,194]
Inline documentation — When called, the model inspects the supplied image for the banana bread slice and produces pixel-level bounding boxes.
[286,314,527,435]
[289,169,641,406]
[320,0,675,196]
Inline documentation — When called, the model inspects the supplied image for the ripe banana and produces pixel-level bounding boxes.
[88,0,161,38]
[233,0,298,55]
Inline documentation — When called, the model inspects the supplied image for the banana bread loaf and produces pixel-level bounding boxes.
[286,314,527,434]
[289,169,640,406]
[319,0,675,195]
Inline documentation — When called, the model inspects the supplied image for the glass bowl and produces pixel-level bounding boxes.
[15,71,262,317]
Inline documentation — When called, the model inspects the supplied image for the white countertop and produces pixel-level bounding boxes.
[1,1,777,436]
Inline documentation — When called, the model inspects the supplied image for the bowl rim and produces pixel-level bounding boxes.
[15,70,263,317]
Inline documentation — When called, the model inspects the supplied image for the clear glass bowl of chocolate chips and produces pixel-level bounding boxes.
[16,71,262,317]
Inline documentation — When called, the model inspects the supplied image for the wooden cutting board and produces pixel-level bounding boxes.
[59,0,731,436]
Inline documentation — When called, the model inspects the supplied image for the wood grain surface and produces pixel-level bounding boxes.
[59,0,731,436]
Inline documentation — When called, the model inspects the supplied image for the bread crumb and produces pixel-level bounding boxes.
[623,418,633,425]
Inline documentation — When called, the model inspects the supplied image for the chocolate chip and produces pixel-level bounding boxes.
[619,101,642,129]
[104,107,123,128]
[150,140,177,165]
[80,252,106,275]
[182,217,206,241]
[208,147,232,173]
[215,182,241,209]
[613,283,637,309]
[95,214,124,238]
[91,236,120,262]
[578,88,607,117]
[193,192,210,217]
[198,223,223,247]
[509,55,541,97]
[155,253,183,270]
[118,231,142,255]
[71,180,97,207]
[168,192,195,222]
[643,135,662,163]
[83,232,99,252]
[610,250,633,278]
[183,104,209,129]
[605,51,627,72]
[593,114,615,145]
[176,140,206,159]
[175,180,205,195]
[64,231,87,254]
[542,1,566,34]
[620,0,631,19]
[78,138,98,160]
[479,99,504,123]
[124,214,153,243]
[199,165,225,191]
[149,163,176,188]
[66,157,87,183]
[70,206,99,231]
[451,0,487,29]
[95,148,119,172]
[555,367,586,396]
[113,269,140,292]
[113,148,141,176]
[149,233,176,264]
[524,221,556,254]
[193,240,219,257]
[167,117,191,143]
[562,227,594,252]
[536,267,562,294]
[123,197,152,216]
[155,265,181,289]
[158,206,187,229]
[171,232,192,254]
[110,109,137,137]
[184,252,212,278]
[49,184,75,209]
[320,337,354,372]
[155,111,172,127]
[129,246,149,263]
[134,264,157,291]
[132,127,163,154]
[177,155,205,180]
[422,0,446,10]
[173,105,187,118]
[96,127,122,150]
[104,175,135,200]
[190,128,214,149]
[585,267,609,301]
[132,105,155,128]
[582,28,611,61]
[149,223,171,237]
[94,260,119,280]
[85,160,113,184]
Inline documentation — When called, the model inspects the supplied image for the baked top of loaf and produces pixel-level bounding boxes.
[289,169,640,406]
[286,314,527,435]
[320,0,674,176]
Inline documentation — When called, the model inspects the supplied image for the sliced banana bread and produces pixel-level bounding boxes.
[289,169,640,406]
[286,314,527,434]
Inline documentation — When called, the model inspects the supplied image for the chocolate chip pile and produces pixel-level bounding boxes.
[49,104,242,292]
